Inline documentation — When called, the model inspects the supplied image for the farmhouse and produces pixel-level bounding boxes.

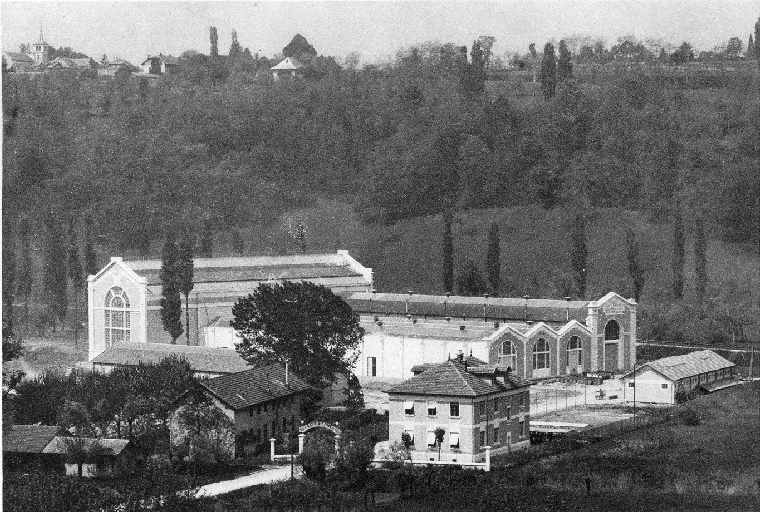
[86,251,373,361]
[271,57,304,80]
[347,291,637,382]
[387,353,532,463]
[175,363,312,458]
[620,350,737,405]
[140,54,180,75]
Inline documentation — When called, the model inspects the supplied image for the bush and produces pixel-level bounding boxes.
[300,430,334,482]
[678,406,700,426]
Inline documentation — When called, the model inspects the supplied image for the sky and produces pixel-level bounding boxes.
[1,1,757,66]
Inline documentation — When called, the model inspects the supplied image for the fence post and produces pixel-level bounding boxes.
[298,433,306,454]
[270,438,276,462]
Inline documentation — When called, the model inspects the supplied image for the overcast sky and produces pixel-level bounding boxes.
[2,1,757,65]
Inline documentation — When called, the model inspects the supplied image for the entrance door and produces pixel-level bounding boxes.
[604,343,619,372]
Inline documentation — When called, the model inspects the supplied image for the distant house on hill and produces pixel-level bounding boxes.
[98,57,137,77]
[2,51,36,72]
[386,353,533,464]
[140,54,180,75]
[621,350,737,405]
[43,56,96,74]
[271,56,304,80]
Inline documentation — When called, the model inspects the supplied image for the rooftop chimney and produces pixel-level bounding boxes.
[524,295,530,321]
[457,350,464,361]
[565,296,571,321]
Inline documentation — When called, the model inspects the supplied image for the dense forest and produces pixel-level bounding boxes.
[2,29,759,345]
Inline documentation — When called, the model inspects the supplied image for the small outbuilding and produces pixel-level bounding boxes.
[42,436,134,477]
[621,350,737,405]
[2,425,61,472]
[271,56,304,80]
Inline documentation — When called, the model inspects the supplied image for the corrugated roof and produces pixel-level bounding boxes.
[200,363,312,410]
[92,342,251,374]
[43,436,130,456]
[387,360,531,397]
[639,350,735,382]
[3,425,59,453]
[271,57,304,70]
[344,292,588,323]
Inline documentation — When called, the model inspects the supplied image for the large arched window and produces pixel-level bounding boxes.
[567,336,582,367]
[499,340,517,370]
[532,338,549,370]
[604,320,620,341]
[105,287,130,347]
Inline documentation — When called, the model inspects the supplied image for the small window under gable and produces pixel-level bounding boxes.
[661,384,668,389]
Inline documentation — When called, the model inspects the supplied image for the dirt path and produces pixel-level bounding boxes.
[194,465,302,498]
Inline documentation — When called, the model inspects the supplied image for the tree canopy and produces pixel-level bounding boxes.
[231,281,364,388]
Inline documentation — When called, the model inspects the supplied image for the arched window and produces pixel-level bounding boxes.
[499,340,517,370]
[567,336,582,367]
[104,287,131,347]
[604,320,620,340]
[532,338,549,370]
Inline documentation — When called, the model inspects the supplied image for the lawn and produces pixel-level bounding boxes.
[4,332,88,380]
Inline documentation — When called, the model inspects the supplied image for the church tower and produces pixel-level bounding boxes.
[31,28,50,65]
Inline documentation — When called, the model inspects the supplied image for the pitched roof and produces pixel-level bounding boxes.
[92,342,251,374]
[3,52,34,63]
[271,57,304,70]
[3,425,59,453]
[344,292,588,323]
[200,364,312,410]
[387,360,531,397]
[632,350,735,382]
[42,436,130,456]
[362,321,495,341]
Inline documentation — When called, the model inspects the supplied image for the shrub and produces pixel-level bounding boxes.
[678,406,700,426]
[300,430,334,482]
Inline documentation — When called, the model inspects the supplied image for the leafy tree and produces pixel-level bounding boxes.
[540,42,557,99]
[231,281,363,388]
[724,37,743,59]
[434,427,445,460]
[466,41,486,95]
[83,214,98,276]
[670,42,694,64]
[477,36,496,69]
[442,210,454,294]
[171,397,234,465]
[342,372,365,413]
[485,222,501,296]
[672,204,685,300]
[456,260,487,297]
[557,40,573,80]
[209,26,219,58]
[748,34,755,59]
[694,216,707,306]
[43,214,67,331]
[335,433,375,486]
[2,223,16,336]
[177,233,195,345]
[401,431,413,450]
[300,430,333,482]
[198,220,213,258]
[570,213,587,299]
[625,227,645,303]
[67,222,84,346]
[159,235,183,343]
[228,29,242,62]
[283,34,317,60]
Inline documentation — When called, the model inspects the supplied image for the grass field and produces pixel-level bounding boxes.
[3,332,88,380]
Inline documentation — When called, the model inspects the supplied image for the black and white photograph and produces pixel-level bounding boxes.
[1,1,759,510]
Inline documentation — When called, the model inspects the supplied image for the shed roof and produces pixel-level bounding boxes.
[387,360,531,397]
[42,436,130,456]
[3,425,59,453]
[628,350,735,382]
[92,342,251,374]
[200,363,312,410]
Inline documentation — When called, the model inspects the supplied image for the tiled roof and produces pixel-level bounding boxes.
[3,425,59,453]
[638,350,735,382]
[200,364,312,410]
[344,292,588,323]
[92,342,251,374]
[43,436,130,456]
[387,360,531,397]
[3,52,34,63]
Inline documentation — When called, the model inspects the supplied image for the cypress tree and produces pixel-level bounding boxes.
[16,218,33,335]
[229,29,242,62]
[177,233,195,345]
[67,222,84,346]
[557,40,573,81]
[199,220,214,258]
[485,222,501,296]
[540,42,557,99]
[83,214,98,276]
[159,235,183,343]
[694,216,708,306]
[442,210,454,294]
[457,260,487,297]
[625,227,644,303]
[570,213,588,299]
[210,26,219,58]
[672,203,685,300]
[43,214,68,331]
[2,223,16,337]
[468,41,486,95]
[748,34,755,58]
[230,229,245,255]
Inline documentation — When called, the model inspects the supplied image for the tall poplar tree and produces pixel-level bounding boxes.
[557,40,573,80]
[485,222,501,296]
[16,218,33,335]
[209,26,219,58]
[177,234,195,345]
[625,227,644,303]
[2,224,16,337]
[442,210,454,294]
[43,214,68,331]
[540,42,557,99]
[694,216,708,306]
[570,213,588,299]
[67,222,85,346]
[198,220,214,258]
[83,214,99,277]
[228,29,242,62]
[672,203,685,300]
[159,235,183,344]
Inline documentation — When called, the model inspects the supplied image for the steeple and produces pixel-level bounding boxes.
[32,26,50,65]
[36,26,46,45]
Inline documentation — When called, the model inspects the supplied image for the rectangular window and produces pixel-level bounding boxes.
[249,407,254,417]
[404,429,415,446]
[493,397,500,414]
[519,393,526,407]
[449,431,460,449]
[493,427,500,445]
[404,401,415,416]
[449,402,460,418]
[427,402,437,417]
[257,405,261,414]
[427,431,437,448]
[507,406,512,419]
[662,383,668,389]
[367,357,377,377]
[479,401,486,417]
[519,421,525,439]
[264,403,268,413]
[628,382,635,388]
[272,420,276,435]
[479,431,486,447]
[263,424,268,440]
